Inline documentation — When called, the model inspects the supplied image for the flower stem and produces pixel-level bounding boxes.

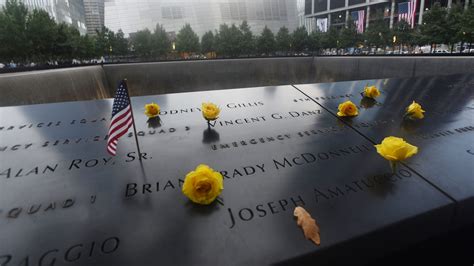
[390,161,397,174]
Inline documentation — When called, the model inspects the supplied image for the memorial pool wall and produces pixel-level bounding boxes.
[0,56,473,106]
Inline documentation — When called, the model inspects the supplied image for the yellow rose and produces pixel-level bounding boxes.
[202,102,220,121]
[363,85,381,99]
[337,100,359,117]
[144,102,160,118]
[405,101,425,120]
[182,164,223,205]
[375,136,418,162]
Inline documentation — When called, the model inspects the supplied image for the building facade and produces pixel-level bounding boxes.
[84,0,104,35]
[304,0,471,32]
[0,0,87,35]
[104,0,298,37]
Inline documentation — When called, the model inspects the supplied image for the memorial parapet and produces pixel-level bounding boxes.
[0,82,458,265]
[295,74,474,226]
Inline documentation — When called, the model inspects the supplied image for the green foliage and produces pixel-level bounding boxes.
[308,30,323,52]
[216,24,242,57]
[419,2,448,45]
[0,0,472,64]
[94,26,114,56]
[339,19,360,49]
[321,27,338,49]
[26,9,56,61]
[131,29,153,57]
[364,14,390,49]
[276,26,291,53]
[176,24,200,53]
[459,4,474,44]
[446,4,463,48]
[257,26,276,55]
[113,29,129,56]
[201,31,215,53]
[239,21,255,55]
[0,0,29,61]
[152,24,171,57]
[291,26,309,52]
[392,20,413,47]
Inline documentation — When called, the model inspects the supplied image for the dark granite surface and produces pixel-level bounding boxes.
[0,81,463,265]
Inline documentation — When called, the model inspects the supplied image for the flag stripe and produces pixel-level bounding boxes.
[107,80,134,156]
[108,111,132,139]
[399,0,417,27]
[108,119,133,143]
[109,106,131,130]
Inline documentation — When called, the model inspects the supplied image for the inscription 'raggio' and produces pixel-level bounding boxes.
[0,236,119,266]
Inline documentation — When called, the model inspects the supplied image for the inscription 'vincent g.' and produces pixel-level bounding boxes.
[0,101,265,132]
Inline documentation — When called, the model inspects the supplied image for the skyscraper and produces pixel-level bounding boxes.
[104,0,298,37]
[84,0,105,35]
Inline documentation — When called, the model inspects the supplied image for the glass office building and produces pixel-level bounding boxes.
[84,0,105,35]
[304,0,471,32]
[104,0,298,37]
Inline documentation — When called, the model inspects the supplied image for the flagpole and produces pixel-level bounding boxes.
[123,78,142,161]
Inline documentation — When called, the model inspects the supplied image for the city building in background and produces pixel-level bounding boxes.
[104,0,298,37]
[0,0,87,34]
[304,0,471,32]
[297,0,315,32]
[84,0,105,35]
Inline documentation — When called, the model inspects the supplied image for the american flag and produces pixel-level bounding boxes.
[351,10,365,33]
[107,80,133,156]
[398,0,418,28]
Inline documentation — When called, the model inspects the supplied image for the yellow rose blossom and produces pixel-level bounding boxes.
[182,164,223,205]
[202,102,220,121]
[337,100,359,117]
[405,101,425,120]
[144,102,160,118]
[363,85,381,99]
[375,136,418,162]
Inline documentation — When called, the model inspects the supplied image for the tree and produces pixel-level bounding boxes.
[460,4,474,50]
[131,28,154,58]
[26,9,56,62]
[176,23,200,54]
[77,35,96,60]
[339,19,360,52]
[201,31,215,53]
[257,26,276,55]
[364,14,390,53]
[419,2,448,51]
[53,23,82,61]
[291,26,309,53]
[152,23,171,58]
[445,4,463,52]
[308,30,323,54]
[215,23,241,57]
[392,20,413,52]
[239,21,255,56]
[0,0,30,62]
[321,27,338,50]
[113,29,129,56]
[95,26,114,57]
[276,26,291,54]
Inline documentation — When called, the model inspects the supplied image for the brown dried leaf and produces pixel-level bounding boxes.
[294,206,320,246]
